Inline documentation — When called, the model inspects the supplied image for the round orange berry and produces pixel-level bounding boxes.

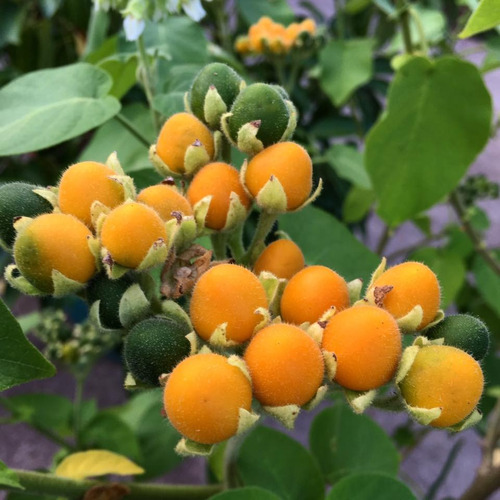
[190,263,268,344]
[14,213,96,293]
[253,239,305,280]
[322,305,402,391]
[399,345,483,427]
[371,261,440,330]
[187,162,250,231]
[244,142,312,211]
[137,184,193,221]
[156,113,214,174]
[164,353,252,444]
[58,161,125,227]
[280,265,350,325]
[244,323,324,406]
[101,202,167,269]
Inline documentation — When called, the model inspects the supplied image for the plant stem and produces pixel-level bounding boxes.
[396,0,413,54]
[243,211,278,266]
[210,233,227,260]
[375,225,392,256]
[213,0,232,53]
[83,7,109,58]
[449,190,500,276]
[136,35,161,134]
[386,229,448,260]
[408,6,429,54]
[227,225,245,263]
[8,469,222,500]
[219,136,232,164]
[115,113,151,148]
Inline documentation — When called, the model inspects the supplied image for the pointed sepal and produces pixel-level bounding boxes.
[52,269,87,297]
[302,385,328,411]
[4,264,45,296]
[449,409,482,432]
[344,388,377,414]
[118,283,151,328]
[175,438,214,457]
[106,151,126,175]
[347,278,363,305]
[263,404,301,430]
[204,85,228,129]
[184,140,212,177]
[258,271,287,317]
[237,408,260,434]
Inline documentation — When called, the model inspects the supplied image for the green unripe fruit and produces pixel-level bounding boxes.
[0,183,53,249]
[189,63,244,127]
[124,316,192,387]
[226,83,291,147]
[425,314,490,361]
[86,273,134,330]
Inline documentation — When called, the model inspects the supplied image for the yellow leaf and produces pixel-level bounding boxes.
[55,450,144,480]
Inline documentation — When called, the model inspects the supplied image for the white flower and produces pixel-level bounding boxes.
[123,15,146,41]
[166,0,210,21]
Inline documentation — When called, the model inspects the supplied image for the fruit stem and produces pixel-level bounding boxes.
[7,469,222,499]
[243,211,278,266]
[210,233,227,260]
[396,0,413,55]
[227,224,246,263]
[115,113,151,148]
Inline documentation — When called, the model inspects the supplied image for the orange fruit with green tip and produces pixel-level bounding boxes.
[371,261,440,330]
[244,323,324,406]
[253,239,305,280]
[137,184,193,221]
[322,305,402,391]
[399,345,483,428]
[164,353,252,444]
[58,161,125,227]
[101,202,167,269]
[156,113,214,174]
[14,213,96,293]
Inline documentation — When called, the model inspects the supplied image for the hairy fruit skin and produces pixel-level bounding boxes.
[322,305,402,391]
[0,182,53,249]
[137,184,193,221]
[371,261,440,330]
[280,265,350,325]
[190,263,268,343]
[14,213,96,293]
[58,161,125,227]
[399,345,484,427]
[187,162,250,230]
[101,202,167,269]
[156,113,215,174]
[253,239,305,280]
[124,316,192,386]
[424,314,490,361]
[164,353,252,444]
[244,323,324,406]
[244,142,312,211]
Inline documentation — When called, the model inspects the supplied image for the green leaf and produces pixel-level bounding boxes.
[326,472,416,500]
[343,187,375,223]
[128,168,163,190]
[0,461,23,490]
[482,37,500,73]
[152,92,186,119]
[81,412,143,463]
[319,39,375,107]
[309,405,399,484]
[236,0,295,25]
[309,117,358,139]
[365,56,492,225]
[325,145,372,190]
[98,55,138,99]
[1,393,73,435]
[115,389,182,480]
[459,0,500,38]
[79,103,154,173]
[211,487,281,500]
[236,426,324,500]
[280,205,379,283]
[473,252,500,317]
[0,63,121,156]
[409,247,466,308]
[0,2,27,48]
[0,298,55,392]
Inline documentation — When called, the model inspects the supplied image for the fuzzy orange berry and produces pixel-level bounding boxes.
[280,265,349,325]
[164,353,252,444]
[322,305,402,391]
[190,263,268,344]
[399,345,484,427]
[58,161,125,227]
[371,261,440,330]
[244,323,324,406]
[101,202,167,269]
[253,239,305,280]
[137,183,193,221]
[244,142,312,211]
[187,162,250,231]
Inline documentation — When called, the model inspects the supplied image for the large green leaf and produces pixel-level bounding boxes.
[309,405,399,484]
[459,0,500,38]
[326,473,416,500]
[98,55,138,99]
[211,488,281,500]
[152,92,186,119]
[0,298,55,392]
[319,39,375,107]
[326,145,372,190]
[79,103,154,173]
[236,426,324,500]
[279,205,379,283]
[473,252,500,317]
[365,56,492,225]
[236,0,295,25]
[0,63,121,156]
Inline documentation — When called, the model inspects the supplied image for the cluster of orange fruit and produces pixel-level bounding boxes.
[235,16,316,55]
